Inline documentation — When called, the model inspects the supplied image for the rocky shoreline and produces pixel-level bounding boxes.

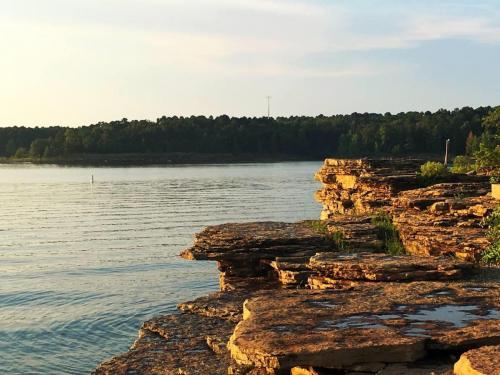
[93,158,499,375]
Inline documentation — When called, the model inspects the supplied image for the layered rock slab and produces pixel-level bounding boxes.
[393,185,496,260]
[178,281,276,322]
[454,344,500,375]
[315,158,425,218]
[315,158,489,219]
[308,252,474,282]
[324,215,383,252]
[229,282,500,371]
[93,313,234,375]
[291,358,455,375]
[392,182,490,211]
[94,285,279,375]
[181,221,337,282]
[181,221,335,261]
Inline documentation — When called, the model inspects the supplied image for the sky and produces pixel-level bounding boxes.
[1,0,500,127]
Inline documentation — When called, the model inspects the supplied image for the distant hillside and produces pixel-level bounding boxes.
[0,106,495,163]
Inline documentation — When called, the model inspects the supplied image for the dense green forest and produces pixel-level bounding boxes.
[0,106,497,161]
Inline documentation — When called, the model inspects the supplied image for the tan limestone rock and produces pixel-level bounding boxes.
[93,313,234,375]
[393,190,496,261]
[454,345,500,375]
[309,252,474,282]
[229,282,500,371]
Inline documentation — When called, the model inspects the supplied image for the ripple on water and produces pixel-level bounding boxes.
[0,162,322,374]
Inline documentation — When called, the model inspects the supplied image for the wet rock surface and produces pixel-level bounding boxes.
[454,344,500,375]
[229,282,500,371]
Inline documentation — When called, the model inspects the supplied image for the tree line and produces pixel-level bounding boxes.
[0,106,497,160]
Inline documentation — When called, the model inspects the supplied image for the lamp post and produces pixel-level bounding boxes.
[444,139,450,165]
[266,96,271,119]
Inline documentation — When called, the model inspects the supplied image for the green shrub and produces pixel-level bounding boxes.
[371,211,406,255]
[419,161,450,179]
[14,147,29,158]
[475,143,500,173]
[480,205,500,265]
[308,220,346,251]
[481,241,500,265]
[308,220,328,234]
[451,155,475,174]
[329,230,346,251]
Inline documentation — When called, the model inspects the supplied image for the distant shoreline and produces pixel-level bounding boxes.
[0,153,323,166]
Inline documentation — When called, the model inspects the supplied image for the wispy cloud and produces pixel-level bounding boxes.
[199,0,325,15]
[1,0,500,125]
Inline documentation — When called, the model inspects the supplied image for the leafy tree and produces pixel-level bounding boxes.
[0,106,496,160]
[465,131,479,155]
[14,147,29,158]
[482,106,500,133]
[30,138,50,157]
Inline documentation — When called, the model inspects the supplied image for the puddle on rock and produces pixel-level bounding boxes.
[403,305,499,328]
[375,314,401,320]
[270,325,293,333]
[307,300,338,308]
[315,316,387,331]
[423,289,455,298]
[404,327,431,338]
[336,254,359,259]
[464,286,488,292]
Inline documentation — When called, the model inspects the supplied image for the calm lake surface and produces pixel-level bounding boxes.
[0,162,322,374]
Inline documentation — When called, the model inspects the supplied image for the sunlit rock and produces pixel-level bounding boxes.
[228,281,499,372]
[308,252,474,282]
[92,314,234,375]
[454,345,500,375]
[393,184,496,260]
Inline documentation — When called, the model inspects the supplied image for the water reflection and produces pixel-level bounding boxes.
[0,162,321,374]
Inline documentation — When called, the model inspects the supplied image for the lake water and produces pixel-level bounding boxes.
[0,162,322,374]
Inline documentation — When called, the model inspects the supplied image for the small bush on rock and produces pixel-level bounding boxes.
[481,205,500,265]
[419,161,450,179]
[371,211,406,255]
[308,220,346,251]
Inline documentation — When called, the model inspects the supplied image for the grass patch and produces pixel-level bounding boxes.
[480,205,500,265]
[371,211,406,255]
[308,220,346,251]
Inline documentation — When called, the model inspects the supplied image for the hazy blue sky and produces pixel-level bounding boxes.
[1,0,500,126]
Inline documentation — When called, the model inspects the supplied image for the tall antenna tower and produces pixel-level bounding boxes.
[266,96,271,119]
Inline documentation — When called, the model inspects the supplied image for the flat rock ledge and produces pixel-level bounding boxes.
[308,252,474,282]
[229,281,500,372]
[181,221,335,262]
[181,221,338,289]
[454,344,500,375]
